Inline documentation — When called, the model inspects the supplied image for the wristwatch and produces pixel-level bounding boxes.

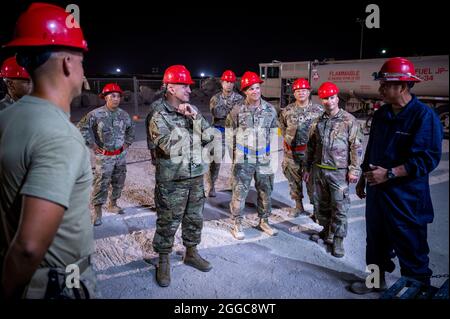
[387,168,396,180]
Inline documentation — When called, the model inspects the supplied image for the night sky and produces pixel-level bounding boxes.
[1,0,448,77]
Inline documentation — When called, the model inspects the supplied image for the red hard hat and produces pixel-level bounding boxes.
[0,56,31,79]
[292,78,311,91]
[374,57,421,82]
[240,71,263,91]
[3,3,88,51]
[100,83,123,98]
[163,65,194,85]
[318,82,339,99]
[221,70,236,82]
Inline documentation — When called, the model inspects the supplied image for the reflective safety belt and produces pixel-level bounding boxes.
[97,146,124,156]
[214,125,225,133]
[316,163,338,170]
[236,144,271,156]
[283,140,307,152]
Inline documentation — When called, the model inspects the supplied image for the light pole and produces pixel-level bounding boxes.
[356,18,364,59]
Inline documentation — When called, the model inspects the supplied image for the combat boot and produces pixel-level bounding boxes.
[231,220,245,240]
[184,246,212,272]
[350,272,387,294]
[208,186,217,197]
[94,205,102,226]
[309,229,326,242]
[156,253,171,287]
[288,205,300,218]
[258,218,278,236]
[108,199,124,214]
[332,236,345,258]
[289,201,308,218]
[310,225,334,244]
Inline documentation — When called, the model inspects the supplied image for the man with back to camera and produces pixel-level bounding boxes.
[0,2,96,299]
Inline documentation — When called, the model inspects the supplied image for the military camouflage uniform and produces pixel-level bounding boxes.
[145,98,166,165]
[150,98,212,253]
[0,94,15,112]
[77,105,135,206]
[279,101,323,207]
[306,109,363,238]
[225,99,278,222]
[208,91,244,188]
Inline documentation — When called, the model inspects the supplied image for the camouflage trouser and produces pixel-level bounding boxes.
[152,175,206,254]
[230,163,274,222]
[312,167,350,238]
[207,129,225,187]
[92,152,127,206]
[282,157,314,205]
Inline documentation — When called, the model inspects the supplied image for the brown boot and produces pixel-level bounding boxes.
[108,199,124,214]
[94,205,102,226]
[350,272,387,294]
[323,224,334,245]
[156,253,171,287]
[231,220,245,240]
[309,229,326,242]
[309,225,333,244]
[258,218,278,236]
[184,246,212,272]
[289,201,309,217]
[208,186,217,197]
[332,236,345,258]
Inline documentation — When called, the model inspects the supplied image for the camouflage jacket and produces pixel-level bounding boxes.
[210,91,244,127]
[306,109,363,176]
[77,105,135,151]
[145,98,166,150]
[0,94,15,112]
[279,101,323,161]
[225,99,278,167]
[149,100,212,182]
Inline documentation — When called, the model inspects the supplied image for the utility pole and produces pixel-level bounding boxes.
[356,18,364,59]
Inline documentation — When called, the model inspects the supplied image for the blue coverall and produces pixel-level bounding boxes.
[362,95,443,284]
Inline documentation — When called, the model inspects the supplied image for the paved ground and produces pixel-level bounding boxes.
[89,111,449,299]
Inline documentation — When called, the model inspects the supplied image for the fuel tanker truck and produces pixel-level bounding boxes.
[259,55,449,137]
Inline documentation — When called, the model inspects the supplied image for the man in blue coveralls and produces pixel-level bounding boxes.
[350,57,443,294]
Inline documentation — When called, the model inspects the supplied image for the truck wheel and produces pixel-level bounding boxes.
[436,105,449,139]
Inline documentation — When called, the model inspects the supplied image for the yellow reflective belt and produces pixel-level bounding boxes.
[316,163,338,170]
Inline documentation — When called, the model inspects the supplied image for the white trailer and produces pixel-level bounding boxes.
[259,55,449,136]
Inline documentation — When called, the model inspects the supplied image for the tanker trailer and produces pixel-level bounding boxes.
[310,55,449,136]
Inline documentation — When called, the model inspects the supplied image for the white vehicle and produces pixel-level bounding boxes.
[259,55,449,136]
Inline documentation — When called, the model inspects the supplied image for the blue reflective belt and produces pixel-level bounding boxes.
[214,126,225,133]
[236,144,270,156]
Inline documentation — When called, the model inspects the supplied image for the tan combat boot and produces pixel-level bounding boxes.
[94,205,102,226]
[156,253,171,287]
[332,236,345,258]
[231,220,245,240]
[350,272,387,294]
[184,246,212,272]
[309,225,334,244]
[289,201,308,218]
[208,186,216,197]
[258,218,278,236]
[108,199,124,214]
[324,229,335,245]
